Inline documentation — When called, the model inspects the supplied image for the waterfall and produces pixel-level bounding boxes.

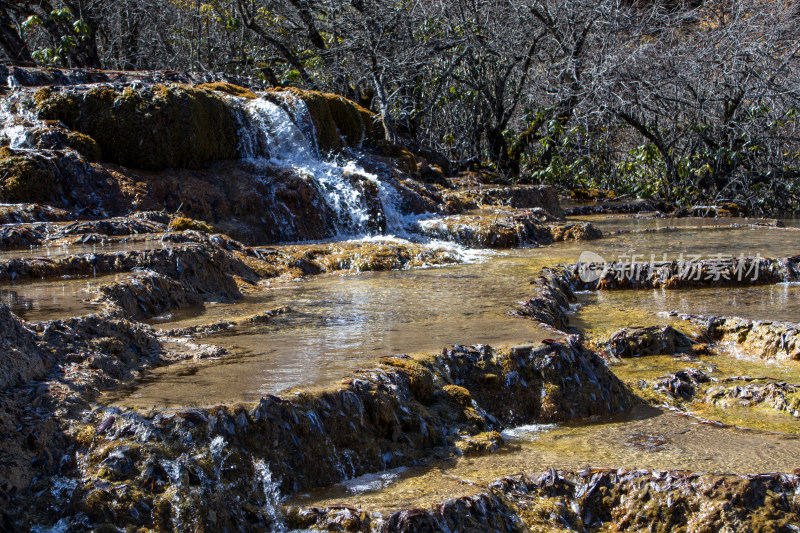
[0,91,39,149]
[253,459,288,532]
[235,94,409,237]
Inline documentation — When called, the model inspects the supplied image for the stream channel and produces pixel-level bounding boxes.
[4,213,799,520]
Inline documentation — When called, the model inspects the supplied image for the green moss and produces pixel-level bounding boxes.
[198,82,258,99]
[442,384,473,407]
[31,127,101,161]
[382,357,435,403]
[63,131,101,161]
[36,84,239,170]
[168,217,215,233]
[376,140,418,174]
[0,153,58,202]
[279,88,383,151]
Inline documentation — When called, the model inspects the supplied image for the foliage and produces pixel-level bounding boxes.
[2,0,800,212]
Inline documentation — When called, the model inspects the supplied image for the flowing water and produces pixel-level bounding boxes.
[288,404,800,515]
[109,222,800,408]
[236,94,411,237]
[4,86,800,520]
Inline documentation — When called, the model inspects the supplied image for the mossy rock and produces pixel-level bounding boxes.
[168,217,214,233]
[375,139,418,174]
[198,82,258,99]
[31,127,101,161]
[442,384,473,407]
[279,88,383,151]
[382,357,435,403]
[36,84,239,170]
[0,153,58,202]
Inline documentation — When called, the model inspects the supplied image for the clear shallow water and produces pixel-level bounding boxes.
[115,223,799,407]
[289,405,800,515]
[572,283,800,337]
[570,214,795,233]
[120,260,559,408]
[0,239,166,262]
[0,274,128,321]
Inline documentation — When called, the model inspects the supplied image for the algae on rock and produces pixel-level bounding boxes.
[35,84,240,170]
[278,88,384,151]
[0,150,58,203]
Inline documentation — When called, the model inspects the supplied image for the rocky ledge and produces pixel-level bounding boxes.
[416,213,600,249]
[2,331,637,530]
[290,468,799,532]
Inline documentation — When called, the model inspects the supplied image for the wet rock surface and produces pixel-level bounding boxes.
[445,185,564,218]
[2,338,636,530]
[599,325,698,360]
[97,271,204,319]
[292,469,800,532]
[417,212,600,249]
[0,303,49,389]
[701,315,800,361]
[512,268,576,333]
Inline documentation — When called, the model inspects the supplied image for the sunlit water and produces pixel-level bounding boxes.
[571,283,800,337]
[0,238,166,262]
[289,404,800,515]
[0,274,130,321]
[108,223,800,407]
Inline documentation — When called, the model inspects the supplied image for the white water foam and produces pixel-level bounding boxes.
[235,95,414,237]
[254,459,287,531]
[500,423,558,441]
[338,466,408,495]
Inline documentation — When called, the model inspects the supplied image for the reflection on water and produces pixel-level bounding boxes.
[117,223,800,407]
[289,405,800,514]
[570,214,789,233]
[572,283,800,337]
[0,239,166,262]
[123,261,558,407]
[0,274,129,321]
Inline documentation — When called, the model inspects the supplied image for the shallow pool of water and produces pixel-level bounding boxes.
[120,260,558,408]
[570,214,791,233]
[289,404,800,515]
[0,274,129,321]
[115,224,799,407]
[571,283,800,337]
[0,239,166,262]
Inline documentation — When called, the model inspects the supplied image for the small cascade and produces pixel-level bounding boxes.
[0,89,45,150]
[235,94,410,237]
[254,459,287,532]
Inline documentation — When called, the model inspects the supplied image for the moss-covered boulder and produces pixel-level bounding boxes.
[35,84,239,170]
[168,216,214,233]
[30,126,101,161]
[197,82,257,99]
[278,88,384,151]
[0,149,58,202]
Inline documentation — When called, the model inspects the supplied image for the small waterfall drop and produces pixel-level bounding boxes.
[254,459,287,532]
[236,94,409,237]
[0,91,39,149]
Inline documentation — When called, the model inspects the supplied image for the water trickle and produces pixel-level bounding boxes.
[235,94,412,237]
[0,90,41,149]
[253,459,287,532]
